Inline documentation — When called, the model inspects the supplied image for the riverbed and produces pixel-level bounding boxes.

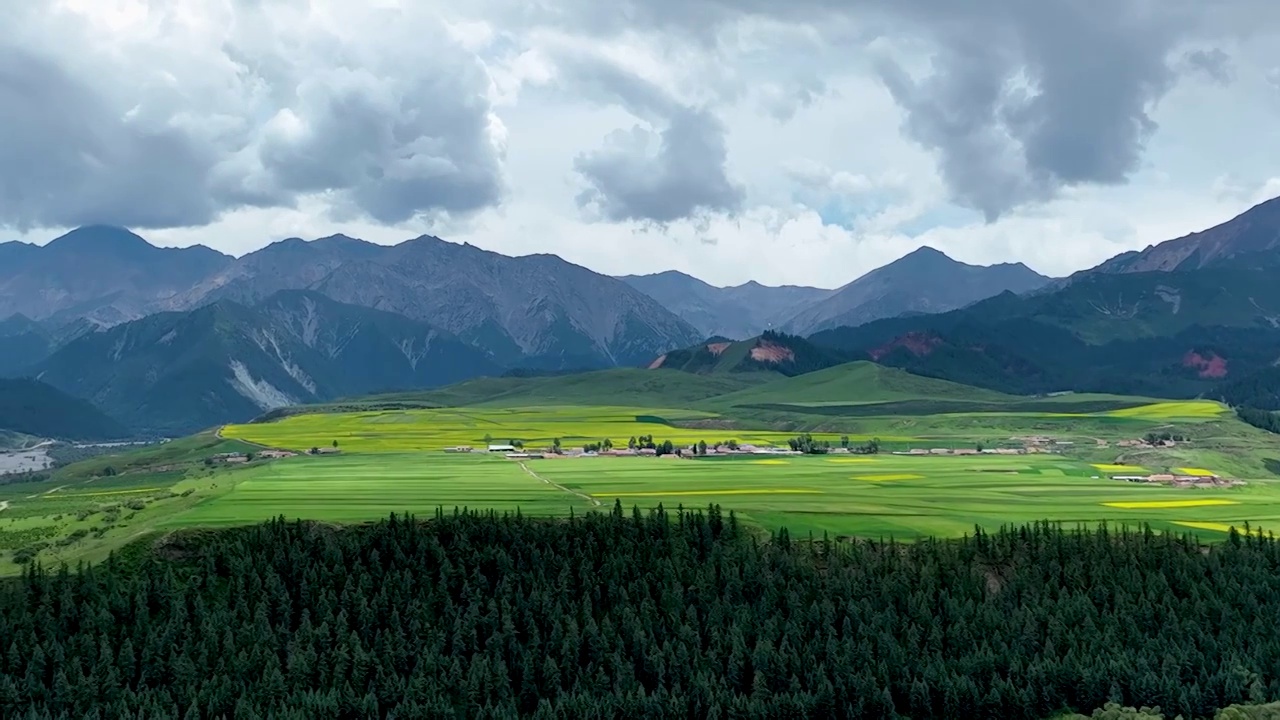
[0,448,52,475]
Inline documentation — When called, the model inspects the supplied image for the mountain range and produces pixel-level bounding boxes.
[617,273,832,339]
[2,194,1279,437]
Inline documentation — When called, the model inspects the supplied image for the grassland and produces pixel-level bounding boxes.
[5,362,1280,575]
[223,406,909,453]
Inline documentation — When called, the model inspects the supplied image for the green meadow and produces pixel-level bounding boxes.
[5,363,1280,574]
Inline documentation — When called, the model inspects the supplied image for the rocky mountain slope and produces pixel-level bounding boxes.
[618,271,832,339]
[31,292,501,434]
[0,226,232,326]
[0,314,53,376]
[1083,196,1280,275]
[0,378,126,440]
[300,237,703,368]
[780,247,1051,336]
[2,227,703,373]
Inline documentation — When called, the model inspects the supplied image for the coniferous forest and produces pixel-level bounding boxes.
[5,506,1280,718]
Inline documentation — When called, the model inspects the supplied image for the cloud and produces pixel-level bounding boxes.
[0,46,220,230]
[574,109,742,223]
[554,49,743,223]
[518,0,1264,220]
[0,1,505,230]
[1180,48,1235,84]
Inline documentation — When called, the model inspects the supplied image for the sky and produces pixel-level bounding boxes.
[3,0,1280,289]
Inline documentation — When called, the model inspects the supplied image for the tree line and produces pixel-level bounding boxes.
[5,509,1280,717]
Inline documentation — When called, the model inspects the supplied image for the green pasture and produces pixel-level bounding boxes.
[528,453,1278,538]
[223,398,1238,458]
[170,454,576,526]
[4,394,1277,575]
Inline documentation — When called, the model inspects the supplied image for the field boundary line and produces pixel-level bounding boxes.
[517,461,601,507]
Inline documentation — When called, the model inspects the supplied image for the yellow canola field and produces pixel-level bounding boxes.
[1173,521,1235,533]
[1105,401,1227,419]
[222,406,895,453]
[1093,464,1148,473]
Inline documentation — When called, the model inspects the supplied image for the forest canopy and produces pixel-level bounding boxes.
[3,508,1280,718]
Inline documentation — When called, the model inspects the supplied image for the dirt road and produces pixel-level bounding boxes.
[518,461,601,507]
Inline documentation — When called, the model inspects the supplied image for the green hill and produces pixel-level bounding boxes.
[703,361,1151,417]
[0,378,127,440]
[314,368,769,411]
[708,361,1010,406]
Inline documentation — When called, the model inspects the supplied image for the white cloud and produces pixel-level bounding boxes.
[3,0,1280,290]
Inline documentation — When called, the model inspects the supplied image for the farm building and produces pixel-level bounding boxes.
[444,446,474,453]
[257,450,296,459]
[487,444,516,453]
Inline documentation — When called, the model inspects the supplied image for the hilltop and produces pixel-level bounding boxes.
[704,361,1011,408]
[650,331,847,376]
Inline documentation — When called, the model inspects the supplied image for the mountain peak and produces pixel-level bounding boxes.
[47,225,152,254]
[902,245,950,260]
[1084,194,1280,275]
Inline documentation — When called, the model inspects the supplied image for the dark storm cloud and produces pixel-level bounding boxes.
[0,47,219,230]
[556,53,743,223]
[0,4,505,231]
[530,0,1263,219]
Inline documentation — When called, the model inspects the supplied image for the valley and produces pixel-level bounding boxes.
[3,364,1277,575]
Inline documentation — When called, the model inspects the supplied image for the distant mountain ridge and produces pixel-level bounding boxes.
[779,246,1052,336]
[1078,196,1280,276]
[0,225,232,326]
[618,271,832,339]
[2,227,703,373]
[30,291,502,434]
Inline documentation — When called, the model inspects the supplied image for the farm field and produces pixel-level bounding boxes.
[222,406,912,453]
[170,453,578,526]
[5,370,1280,575]
[6,450,1272,563]
[222,398,1234,455]
[529,453,1279,538]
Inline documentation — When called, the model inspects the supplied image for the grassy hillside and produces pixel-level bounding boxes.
[0,378,127,440]
[705,361,1011,407]
[317,368,770,411]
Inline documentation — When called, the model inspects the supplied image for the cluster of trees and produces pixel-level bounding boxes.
[1144,431,1189,444]
[6,510,1280,717]
[1236,407,1280,435]
[782,434,884,455]
[787,433,831,454]
[581,439,614,453]
[843,436,882,454]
